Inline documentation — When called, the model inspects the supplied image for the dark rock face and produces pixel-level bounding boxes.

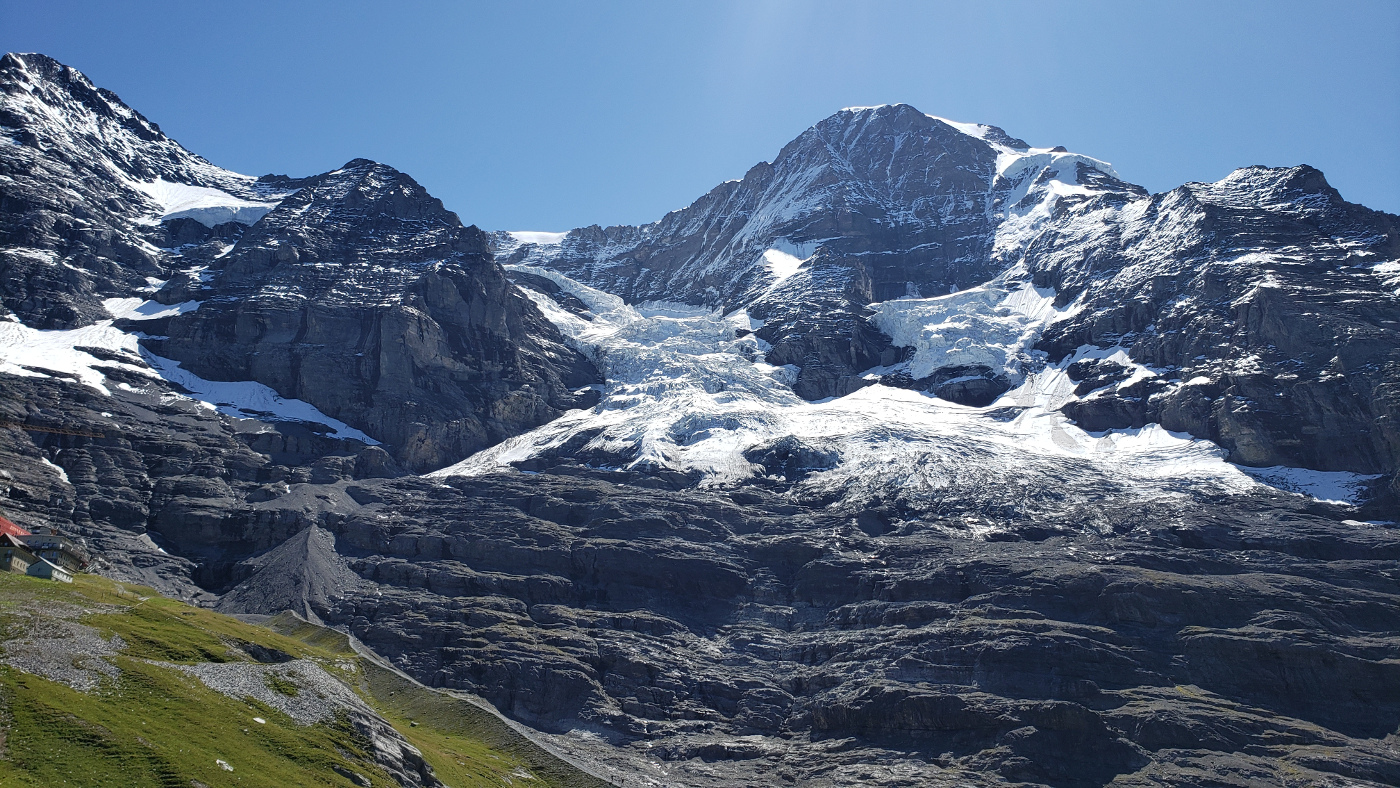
[0,368,396,601]
[1021,165,1400,494]
[212,471,1399,787]
[879,363,1012,407]
[153,160,600,472]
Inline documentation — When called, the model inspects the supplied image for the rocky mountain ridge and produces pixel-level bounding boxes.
[1,52,601,472]
[151,157,599,471]
[1025,164,1400,484]
[0,52,288,329]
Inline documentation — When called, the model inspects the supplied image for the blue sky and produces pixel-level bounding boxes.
[3,1,1398,229]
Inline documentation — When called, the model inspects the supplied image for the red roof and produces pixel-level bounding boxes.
[0,515,30,538]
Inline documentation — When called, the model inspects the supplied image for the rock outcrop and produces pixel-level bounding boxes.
[152,159,600,471]
[215,470,1400,788]
[1021,165,1400,495]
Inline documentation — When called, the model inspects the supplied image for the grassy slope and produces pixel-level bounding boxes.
[0,572,610,788]
[264,614,612,788]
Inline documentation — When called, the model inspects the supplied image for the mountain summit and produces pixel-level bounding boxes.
[499,103,1147,399]
[496,103,1400,492]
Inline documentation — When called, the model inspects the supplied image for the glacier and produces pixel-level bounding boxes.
[433,263,1374,510]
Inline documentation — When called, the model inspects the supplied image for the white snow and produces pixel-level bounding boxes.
[41,457,69,483]
[102,297,201,321]
[925,114,1003,144]
[762,248,807,284]
[434,264,801,482]
[869,274,1072,381]
[508,231,568,246]
[0,319,145,395]
[130,178,279,227]
[0,316,375,443]
[1237,465,1382,507]
[141,353,378,444]
[1375,260,1400,296]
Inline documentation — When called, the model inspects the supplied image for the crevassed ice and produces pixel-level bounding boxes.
[430,265,1373,508]
[869,272,1073,380]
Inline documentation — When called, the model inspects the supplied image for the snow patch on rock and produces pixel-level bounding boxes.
[131,178,280,227]
[102,297,201,321]
[142,353,377,444]
[0,319,146,395]
[870,272,1076,381]
[508,230,568,245]
[1237,465,1382,507]
[0,315,373,442]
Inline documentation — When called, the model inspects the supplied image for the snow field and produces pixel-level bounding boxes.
[0,320,144,395]
[129,178,281,227]
[0,316,374,443]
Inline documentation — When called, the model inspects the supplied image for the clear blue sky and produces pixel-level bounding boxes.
[4,1,1398,229]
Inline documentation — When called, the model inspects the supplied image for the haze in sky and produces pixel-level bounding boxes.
[3,0,1397,229]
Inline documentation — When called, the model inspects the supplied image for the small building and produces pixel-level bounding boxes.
[0,513,30,539]
[18,528,90,572]
[27,557,73,583]
[1,533,37,574]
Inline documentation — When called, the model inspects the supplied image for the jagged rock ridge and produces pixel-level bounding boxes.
[1024,164,1400,486]
[152,158,600,471]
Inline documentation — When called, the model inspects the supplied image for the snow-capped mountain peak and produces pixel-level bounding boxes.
[480,101,1398,513]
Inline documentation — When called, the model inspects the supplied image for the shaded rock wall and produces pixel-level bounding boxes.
[153,160,600,472]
